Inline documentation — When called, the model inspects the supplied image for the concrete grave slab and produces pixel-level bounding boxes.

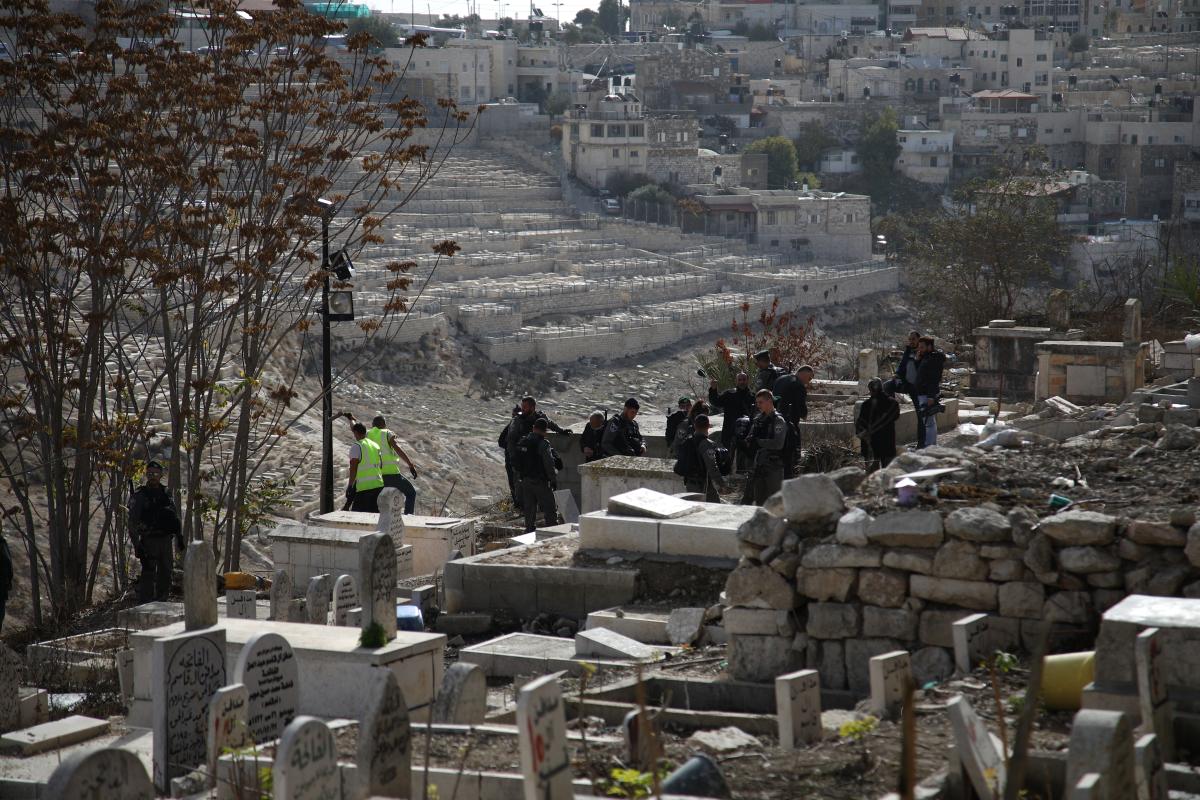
[459,633,653,678]
[1094,595,1200,703]
[658,503,758,560]
[554,490,580,524]
[606,488,703,519]
[586,607,672,645]
[575,628,663,662]
[578,511,660,553]
[0,715,110,756]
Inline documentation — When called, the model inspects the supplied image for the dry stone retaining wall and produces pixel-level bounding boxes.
[725,470,1200,691]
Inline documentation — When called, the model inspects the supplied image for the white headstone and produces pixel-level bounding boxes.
[1065,709,1136,800]
[951,613,990,674]
[0,643,22,732]
[858,348,876,388]
[358,669,412,798]
[1135,627,1174,760]
[305,574,332,625]
[868,650,911,720]
[1072,773,1105,799]
[116,648,135,705]
[776,669,821,750]
[206,683,250,788]
[516,673,572,800]
[152,628,227,791]
[46,747,155,799]
[378,486,406,542]
[270,569,293,622]
[273,716,340,800]
[183,541,218,631]
[1135,732,1168,800]
[226,590,257,620]
[332,574,358,627]
[947,695,1005,800]
[553,490,580,524]
[360,532,398,642]
[432,662,488,725]
[233,631,299,746]
[607,488,702,519]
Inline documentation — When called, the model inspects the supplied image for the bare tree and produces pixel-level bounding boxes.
[0,0,473,622]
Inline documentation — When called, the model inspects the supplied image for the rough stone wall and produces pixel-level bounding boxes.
[637,48,734,109]
[724,454,1200,690]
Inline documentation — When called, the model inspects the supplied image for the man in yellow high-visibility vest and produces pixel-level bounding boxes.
[368,415,419,514]
[347,422,385,513]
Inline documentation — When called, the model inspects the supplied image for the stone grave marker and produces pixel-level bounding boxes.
[1072,773,1104,799]
[553,489,580,524]
[357,668,412,798]
[273,716,340,800]
[183,541,218,630]
[776,669,821,750]
[607,488,702,519]
[621,707,662,770]
[46,747,155,799]
[516,673,572,800]
[233,631,299,746]
[360,532,398,642]
[1135,627,1174,760]
[868,650,911,720]
[378,486,406,541]
[0,643,22,732]
[332,574,358,627]
[951,613,990,674]
[116,648,135,705]
[1065,709,1136,800]
[305,574,332,625]
[1135,732,1168,800]
[432,662,487,725]
[947,695,1005,800]
[206,683,250,788]
[270,569,293,622]
[226,589,257,620]
[152,628,227,791]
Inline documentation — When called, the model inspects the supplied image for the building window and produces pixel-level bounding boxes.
[1016,57,1022,66]
[608,124,625,137]
[845,212,854,222]
[1044,128,1054,133]
[809,214,820,223]
[766,210,778,225]
[628,124,644,137]
[1037,53,1048,61]
[631,150,639,158]
[591,124,604,137]
[460,86,471,99]
[612,148,620,158]
[930,155,938,167]
[1064,127,1072,133]
[1154,157,1166,167]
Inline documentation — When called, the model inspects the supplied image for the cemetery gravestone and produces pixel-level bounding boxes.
[553,489,580,524]
[226,590,257,620]
[46,747,155,800]
[332,574,358,627]
[947,695,1005,800]
[1072,773,1105,799]
[270,569,293,622]
[183,541,218,630]
[0,643,21,732]
[378,486,406,541]
[1065,709,1136,800]
[951,613,990,674]
[152,628,227,791]
[360,532,398,642]
[305,574,332,625]
[116,648,135,705]
[1135,627,1174,760]
[357,669,412,798]
[273,716,340,800]
[775,669,821,750]
[516,673,572,800]
[621,708,662,771]
[868,650,911,720]
[206,683,250,788]
[432,662,487,725]
[1135,733,1168,800]
[233,631,299,746]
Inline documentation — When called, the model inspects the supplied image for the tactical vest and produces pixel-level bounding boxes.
[367,426,401,475]
[355,437,385,491]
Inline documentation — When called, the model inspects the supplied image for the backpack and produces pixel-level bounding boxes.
[517,434,545,479]
[673,434,702,478]
[713,445,733,475]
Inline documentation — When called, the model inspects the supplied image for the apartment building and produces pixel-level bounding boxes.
[388,39,567,106]
[964,28,1054,103]
[896,128,955,182]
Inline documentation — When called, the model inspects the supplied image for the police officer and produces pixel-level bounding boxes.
[664,397,691,448]
[708,372,754,450]
[366,415,419,514]
[580,410,606,463]
[129,460,184,603]
[601,398,646,457]
[347,422,385,512]
[681,415,729,502]
[517,418,561,533]
[777,365,813,479]
[753,350,786,392]
[499,405,522,508]
[506,396,570,501]
[744,390,788,505]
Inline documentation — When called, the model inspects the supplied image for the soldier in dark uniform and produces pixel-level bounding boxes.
[601,398,646,457]
[681,415,729,502]
[517,419,561,533]
[664,397,691,448]
[708,372,754,449]
[753,349,787,392]
[743,390,788,505]
[580,411,606,462]
[129,460,184,603]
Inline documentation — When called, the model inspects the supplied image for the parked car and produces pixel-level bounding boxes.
[602,198,621,215]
